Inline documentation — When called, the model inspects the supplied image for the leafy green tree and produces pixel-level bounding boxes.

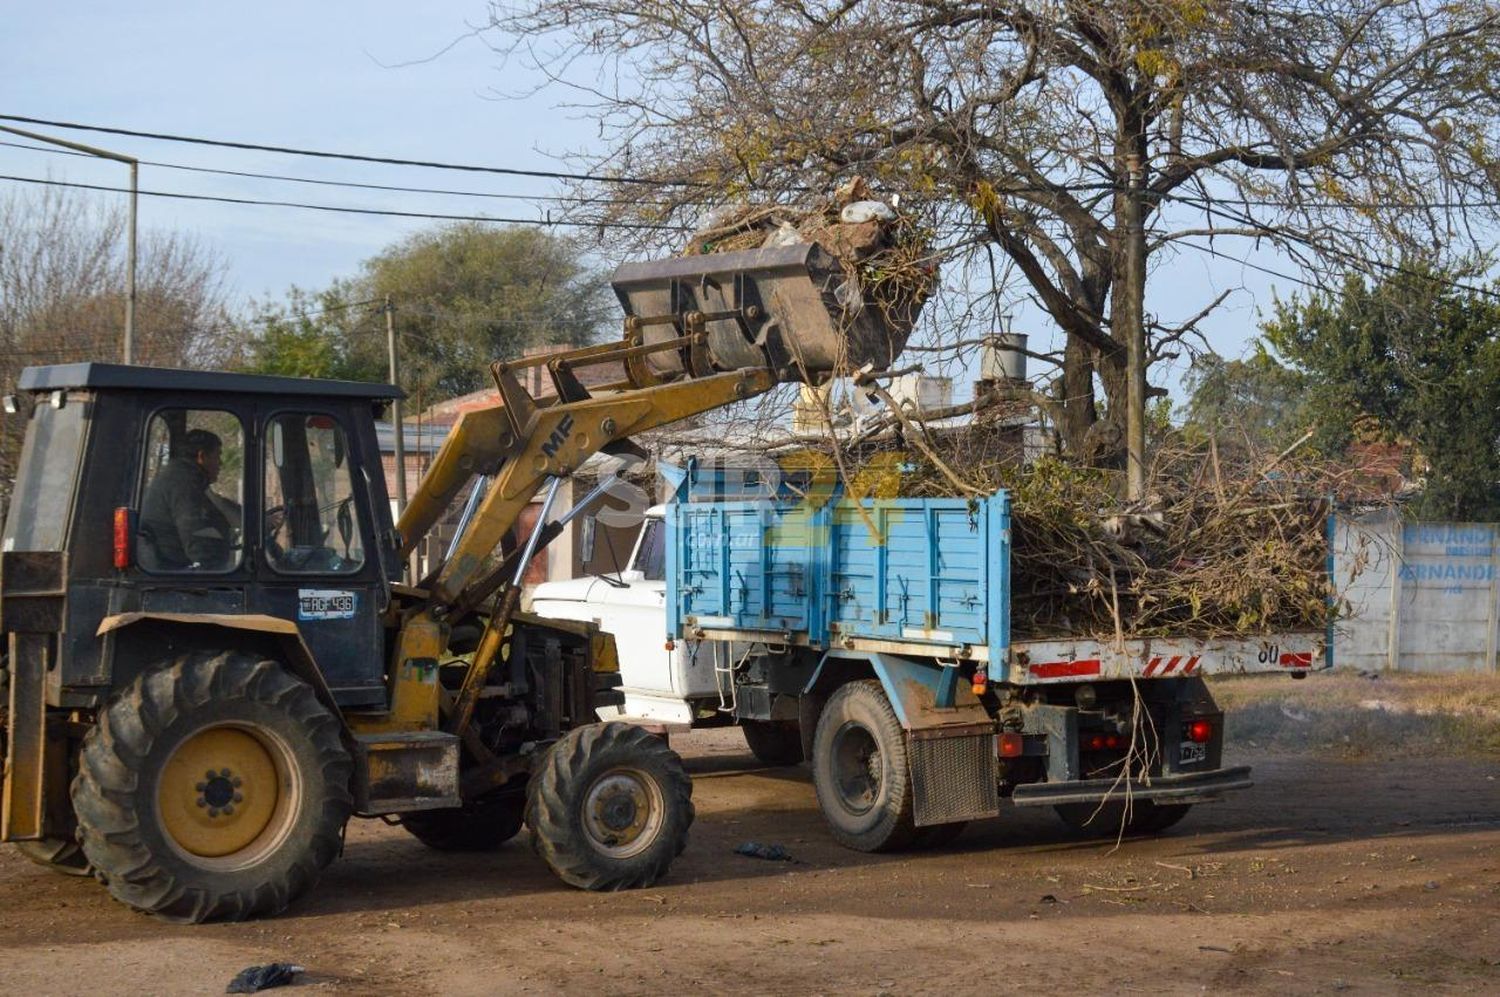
[1180,348,1309,451]
[241,224,610,398]
[240,286,386,382]
[1262,267,1500,520]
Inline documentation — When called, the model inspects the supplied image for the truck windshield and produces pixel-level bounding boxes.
[634,517,666,581]
[3,398,86,552]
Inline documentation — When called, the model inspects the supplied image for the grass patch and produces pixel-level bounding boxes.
[1210,669,1500,758]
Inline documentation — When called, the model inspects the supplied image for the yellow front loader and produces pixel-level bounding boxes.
[0,242,913,920]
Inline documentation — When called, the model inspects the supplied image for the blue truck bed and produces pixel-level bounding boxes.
[665,491,1322,683]
[666,493,1011,664]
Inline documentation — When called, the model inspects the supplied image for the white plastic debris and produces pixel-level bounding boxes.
[840,200,896,224]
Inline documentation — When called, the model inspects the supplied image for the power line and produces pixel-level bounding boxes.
[10,112,1500,215]
[0,139,683,209]
[1163,189,1500,301]
[0,173,690,232]
[0,112,705,188]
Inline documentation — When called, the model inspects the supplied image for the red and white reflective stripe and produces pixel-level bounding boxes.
[1143,654,1199,677]
[1029,658,1101,679]
[1279,651,1314,668]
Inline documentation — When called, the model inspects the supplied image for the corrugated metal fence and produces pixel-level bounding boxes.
[1334,513,1500,673]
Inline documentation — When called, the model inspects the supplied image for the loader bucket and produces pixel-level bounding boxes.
[610,242,918,382]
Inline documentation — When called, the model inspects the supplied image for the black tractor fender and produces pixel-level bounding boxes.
[95,612,346,725]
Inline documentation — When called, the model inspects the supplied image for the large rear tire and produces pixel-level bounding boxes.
[811,680,916,853]
[740,719,804,766]
[526,722,693,891]
[1054,800,1193,837]
[13,837,91,876]
[72,651,352,922]
[402,791,526,852]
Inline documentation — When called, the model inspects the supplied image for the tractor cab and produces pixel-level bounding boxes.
[1,363,402,711]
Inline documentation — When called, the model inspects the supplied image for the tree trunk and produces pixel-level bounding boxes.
[1060,333,1098,455]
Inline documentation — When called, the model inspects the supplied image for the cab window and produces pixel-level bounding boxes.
[264,413,364,574]
[137,409,244,572]
[634,517,666,581]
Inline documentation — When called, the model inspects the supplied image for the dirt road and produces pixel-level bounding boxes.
[1,730,1496,995]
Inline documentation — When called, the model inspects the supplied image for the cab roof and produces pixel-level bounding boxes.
[17,363,404,400]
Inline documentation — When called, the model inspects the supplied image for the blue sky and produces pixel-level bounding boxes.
[1,1,1302,396]
[1,2,598,298]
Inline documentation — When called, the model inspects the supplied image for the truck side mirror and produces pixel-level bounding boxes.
[580,515,597,567]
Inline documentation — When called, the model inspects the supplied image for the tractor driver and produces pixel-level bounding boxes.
[140,428,236,571]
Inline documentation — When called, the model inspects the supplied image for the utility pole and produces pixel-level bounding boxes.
[0,125,138,362]
[384,295,408,513]
[1122,149,1149,502]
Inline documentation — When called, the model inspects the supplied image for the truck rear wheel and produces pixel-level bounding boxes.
[402,792,526,852]
[811,680,917,853]
[13,836,91,876]
[740,719,804,766]
[526,722,693,891]
[72,650,352,922]
[1054,800,1193,837]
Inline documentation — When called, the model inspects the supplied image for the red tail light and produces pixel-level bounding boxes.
[113,507,132,569]
[1105,734,1121,749]
[1187,719,1213,744]
[997,732,1024,758]
[1088,734,1106,750]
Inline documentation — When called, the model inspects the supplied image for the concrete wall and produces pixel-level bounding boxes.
[1334,512,1500,673]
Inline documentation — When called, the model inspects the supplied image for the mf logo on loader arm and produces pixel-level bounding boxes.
[540,414,575,459]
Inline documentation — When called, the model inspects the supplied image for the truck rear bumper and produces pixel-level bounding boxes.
[1009,765,1253,808]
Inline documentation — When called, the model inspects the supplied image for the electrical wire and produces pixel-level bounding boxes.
[0,173,690,231]
[0,139,691,209]
[0,112,705,188]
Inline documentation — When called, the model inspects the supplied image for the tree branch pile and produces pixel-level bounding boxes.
[819,424,1354,640]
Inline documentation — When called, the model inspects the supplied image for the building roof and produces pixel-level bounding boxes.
[17,363,403,400]
[374,420,450,454]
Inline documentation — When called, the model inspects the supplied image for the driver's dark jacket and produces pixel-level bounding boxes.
[139,456,233,570]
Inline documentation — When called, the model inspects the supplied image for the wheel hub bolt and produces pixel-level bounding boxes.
[196,767,239,815]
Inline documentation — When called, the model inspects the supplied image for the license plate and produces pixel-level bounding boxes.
[1179,741,1207,765]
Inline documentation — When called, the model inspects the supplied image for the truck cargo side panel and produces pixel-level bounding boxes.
[672,494,1010,661]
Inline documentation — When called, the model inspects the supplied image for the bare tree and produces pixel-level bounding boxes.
[485,0,1500,488]
[0,184,234,493]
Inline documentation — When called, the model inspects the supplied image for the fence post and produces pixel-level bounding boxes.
[1386,520,1404,672]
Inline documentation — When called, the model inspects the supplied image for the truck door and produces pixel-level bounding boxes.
[248,409,386,707]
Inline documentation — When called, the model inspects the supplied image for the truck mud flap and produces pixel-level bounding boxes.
[1009,765,1254,808]
[908,725,1000,827]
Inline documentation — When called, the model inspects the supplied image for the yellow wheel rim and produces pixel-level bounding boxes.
[157,724,297,865]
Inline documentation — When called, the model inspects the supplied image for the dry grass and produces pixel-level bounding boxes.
[1211,669,1500,758]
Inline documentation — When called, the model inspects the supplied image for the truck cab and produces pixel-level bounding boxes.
[531,506,724,726]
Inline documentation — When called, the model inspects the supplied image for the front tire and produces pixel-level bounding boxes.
[811,680,916,853]
[526,723,693,891]
[740,719,804,766]
[72,651,352,922]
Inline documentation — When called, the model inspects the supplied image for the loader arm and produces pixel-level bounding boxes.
[379,345,776,740]
[381,241,920,739]
[421,361,774,609]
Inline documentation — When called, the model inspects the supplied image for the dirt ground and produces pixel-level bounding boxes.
[2,726,1498,995]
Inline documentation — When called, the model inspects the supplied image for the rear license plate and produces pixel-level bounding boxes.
[1179,741,1207,765]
